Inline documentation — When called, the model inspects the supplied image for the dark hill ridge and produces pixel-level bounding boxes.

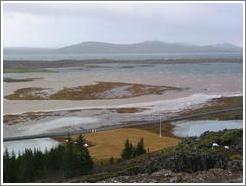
[4,41,242,54]
[57,41,242,53]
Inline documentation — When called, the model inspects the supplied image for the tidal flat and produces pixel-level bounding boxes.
[3,60,242,114]
[3,59,243,158]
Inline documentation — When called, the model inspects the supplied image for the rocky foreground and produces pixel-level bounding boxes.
[60,129,244,183]
[98,129,243,183]
[101,167,242,183]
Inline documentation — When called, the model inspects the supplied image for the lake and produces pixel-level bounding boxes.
[3,51,242,61]
[173,120,243,137]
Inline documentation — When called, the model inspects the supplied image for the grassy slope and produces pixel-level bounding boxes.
[57,129,242,183]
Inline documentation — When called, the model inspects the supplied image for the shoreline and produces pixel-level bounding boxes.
[3,95,243,160]
[3,92,242,116]
[4,57,243,69]
[3,95,242,138]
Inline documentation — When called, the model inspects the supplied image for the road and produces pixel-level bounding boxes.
[3,107,242,142]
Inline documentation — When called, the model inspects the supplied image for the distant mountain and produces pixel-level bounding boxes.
[4,41,242,55]
[4,47,53,55]
[55,41,242,54]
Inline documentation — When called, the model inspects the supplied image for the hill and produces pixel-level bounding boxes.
[57,41,242,53]
[4,41,242,55]
[53,129,243,183]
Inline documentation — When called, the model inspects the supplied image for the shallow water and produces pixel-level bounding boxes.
[27,117,99,134]
[173,120,243,137]
[3,138,59,156]
[4,51,242,60]
[4,117,99,137]
[3,62,243,115]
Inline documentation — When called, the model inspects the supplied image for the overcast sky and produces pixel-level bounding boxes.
[3,2,244,48]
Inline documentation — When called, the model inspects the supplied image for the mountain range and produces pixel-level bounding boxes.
[4,41,242,54]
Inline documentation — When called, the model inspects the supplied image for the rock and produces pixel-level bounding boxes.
[99,168,242,183]
[227,160,243,171]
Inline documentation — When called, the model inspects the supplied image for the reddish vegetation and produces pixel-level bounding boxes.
[5,81,181,100]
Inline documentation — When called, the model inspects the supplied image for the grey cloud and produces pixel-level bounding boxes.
[3,2,243,47]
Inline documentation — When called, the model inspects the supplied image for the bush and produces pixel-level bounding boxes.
[229,154,242,160]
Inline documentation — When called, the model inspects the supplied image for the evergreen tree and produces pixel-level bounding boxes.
[136,138,146,156]
[3,133,94,182]
[77,134,86,146]
[6,152,19,183]
[63,134,76,177]
[3,149,10,182]
[130,143,136,158]
[17,149,35,182]
[109,157,114,164]
[121,138,146,160]
[121,139,132,160]
[75,134,93,174]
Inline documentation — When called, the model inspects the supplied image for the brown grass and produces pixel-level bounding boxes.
[5,81,180,100]
[4,87,50,100]
[56,128,180,161]
[50,82,125,100]
[179,96,243,120]
[115,107,146,113]
[4,111,60,125]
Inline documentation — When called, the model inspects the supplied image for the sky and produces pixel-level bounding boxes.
[3,2,244,48]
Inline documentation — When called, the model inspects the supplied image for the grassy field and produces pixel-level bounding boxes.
[55,128,180,161]
[85,128,180,161]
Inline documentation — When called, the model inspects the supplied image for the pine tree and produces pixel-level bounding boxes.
[77,134,86,146]
[136,138,146,156]
[3,149,10,182]
[121,139,132,160]
[63,134,76,177]
[17,149,35,182]
[109,157,114,164]
[3,134,94,182]
[76,134,93,174]
[130,143,136,158]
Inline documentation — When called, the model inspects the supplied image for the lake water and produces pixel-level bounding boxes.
[3,60,243,115]
[4,117,100,138]
[3,52,243,155]
[173,120,243,137]
[52,62,243,76]
[4,51,242,61]
[3,138,60,156]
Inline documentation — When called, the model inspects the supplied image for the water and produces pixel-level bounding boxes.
[173,120,243,137]
[4,117,99,137]
[4,51,242,61]
[3,138,59,156]
[52,62,243,76]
